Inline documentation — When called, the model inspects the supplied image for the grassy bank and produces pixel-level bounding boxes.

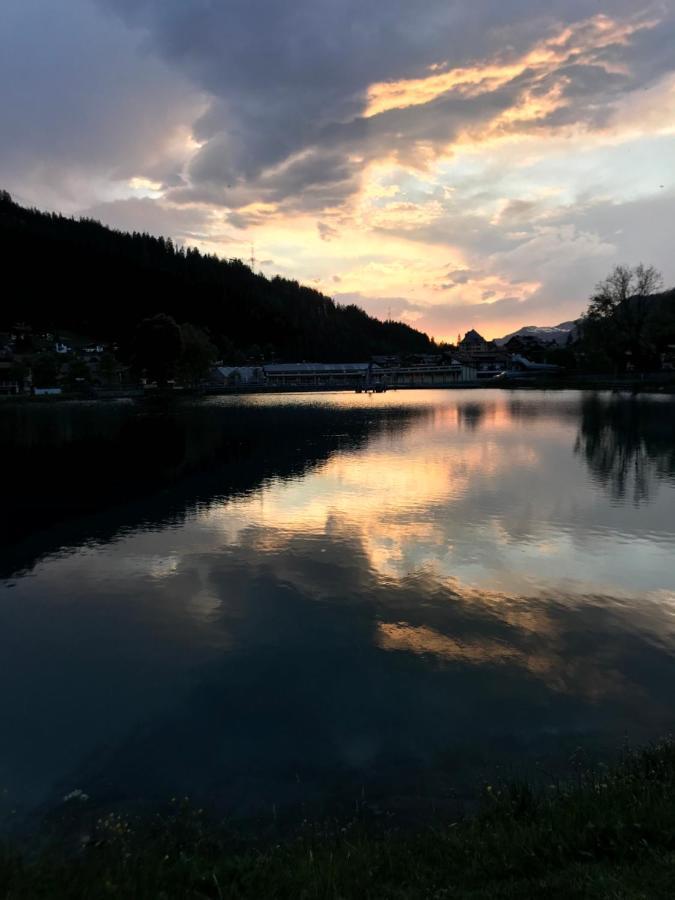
[2,740,675,898]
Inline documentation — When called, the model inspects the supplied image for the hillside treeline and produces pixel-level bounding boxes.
[0,192,433,361]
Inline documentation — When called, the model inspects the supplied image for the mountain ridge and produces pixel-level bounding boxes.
[494,320,579,346]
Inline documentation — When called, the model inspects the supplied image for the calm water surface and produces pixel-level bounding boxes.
[1,390,675,827]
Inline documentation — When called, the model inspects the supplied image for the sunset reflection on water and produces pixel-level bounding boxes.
[203,390,674,594]
[1,390,675,826]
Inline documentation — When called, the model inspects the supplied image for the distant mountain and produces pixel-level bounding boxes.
[495,321,579,346]
[0,191,433,362]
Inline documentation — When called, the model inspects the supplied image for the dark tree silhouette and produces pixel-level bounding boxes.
[178,323,218,386]
[582,264,667,371]
[576,394,675,504]
[133,314,183,386]
[588,264,663,319]
[31,353,60,388]
[98,352,119,384]
[65,357,92,388]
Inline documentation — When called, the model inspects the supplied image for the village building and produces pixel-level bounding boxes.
[458,329,492,352]
[455,330,509,379]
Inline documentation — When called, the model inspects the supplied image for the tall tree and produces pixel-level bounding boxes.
[177,323,218,386]
[98,352,119,384]
[132,314,183,386]
[584,264,663,371]
[31,353,60,388]
[588,264,663,320]
[65,357,92,388]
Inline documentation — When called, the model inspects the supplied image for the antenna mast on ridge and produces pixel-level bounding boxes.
[249,243,256,272]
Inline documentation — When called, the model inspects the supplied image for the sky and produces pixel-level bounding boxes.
[2,0,674,340]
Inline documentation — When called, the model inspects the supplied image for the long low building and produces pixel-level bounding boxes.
[263,362,373,387]
[211,362,374,388]
[379,362,477,385]
[211,359,478,389]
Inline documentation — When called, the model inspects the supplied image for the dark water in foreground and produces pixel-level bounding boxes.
[1,390,674,829]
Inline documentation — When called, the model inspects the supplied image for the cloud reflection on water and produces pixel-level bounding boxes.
[48,518,674,821]
[1,390,675,826]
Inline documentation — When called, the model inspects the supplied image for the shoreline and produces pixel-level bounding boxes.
[2,739,674,898]
[2,374,675,404]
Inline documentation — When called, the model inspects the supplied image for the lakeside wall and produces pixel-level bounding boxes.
[2,373,675,402]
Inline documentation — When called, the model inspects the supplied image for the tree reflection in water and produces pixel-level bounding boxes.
[455,402,488,431]
[0,398,429,577]
[575,394,675,504]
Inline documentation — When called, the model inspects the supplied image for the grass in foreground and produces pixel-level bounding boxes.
[2,740,675,899]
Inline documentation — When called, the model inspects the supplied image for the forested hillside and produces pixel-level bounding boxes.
[0,192,433,361]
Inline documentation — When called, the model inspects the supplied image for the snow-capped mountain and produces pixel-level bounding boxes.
[494,321,578,346]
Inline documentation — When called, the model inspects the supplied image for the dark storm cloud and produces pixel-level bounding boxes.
[0,0,202,208]
[182,79,513,211]
[607,9,675,83]
[2,0,672,217]
[93,0,670,214]
[189,143,361,210]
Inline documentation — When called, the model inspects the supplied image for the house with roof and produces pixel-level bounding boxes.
[455,330,509,378]
[458,329,491,352]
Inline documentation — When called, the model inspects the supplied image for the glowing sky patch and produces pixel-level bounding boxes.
[364,14,654,118]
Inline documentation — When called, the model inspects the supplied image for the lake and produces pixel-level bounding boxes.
[1,389,675,830]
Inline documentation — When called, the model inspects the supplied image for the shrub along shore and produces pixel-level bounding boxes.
[2,740,675,898]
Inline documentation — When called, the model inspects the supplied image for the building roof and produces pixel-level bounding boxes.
[264,362,375,374]
[216,366,260,375]
[460,329,486,344]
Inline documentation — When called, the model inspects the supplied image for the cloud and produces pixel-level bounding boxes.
[334,293,428,321]
[445,269,475,284]
[80,196,249,257]
[94,1,673,217]
[317,222,339,242]
[496,199,543,224]
[0,0,204,211]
